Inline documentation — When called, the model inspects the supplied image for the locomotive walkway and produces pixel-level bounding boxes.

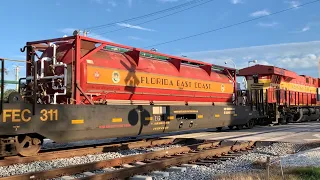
[165,122,320,144]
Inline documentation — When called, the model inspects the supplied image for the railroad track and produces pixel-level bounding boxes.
[0,140,256,180]
[0,123,261,167]
[0,138,179,167]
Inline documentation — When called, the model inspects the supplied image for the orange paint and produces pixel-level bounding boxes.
[87,65,233,94]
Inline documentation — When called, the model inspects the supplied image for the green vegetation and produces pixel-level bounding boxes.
[215,167,320,180]
[289,167,320,180]
[1,89,17,101]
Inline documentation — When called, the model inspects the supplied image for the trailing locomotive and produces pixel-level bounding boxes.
[239,64,320,124]
[0,35,256,157]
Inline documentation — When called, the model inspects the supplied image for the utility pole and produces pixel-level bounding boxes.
[318,58,320,78]
[13,65,21,91]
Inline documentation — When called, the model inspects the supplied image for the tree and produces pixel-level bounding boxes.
[2,89,16,102]
[0,68,8,75]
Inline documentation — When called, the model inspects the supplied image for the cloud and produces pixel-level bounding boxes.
[58,28,114,42]
[157,0,179,2]
[292,25,311,33]
[250,10,270,17]
[287,1,300,8]
[107,0,117,7]
[231,0,243,4]
[93,0,103,4]
[116,23,155,31]
[258,22,279,27]
[182,41,320,77]
[128,36,143,40]
[302,26,310,32]
[128,0,133,7]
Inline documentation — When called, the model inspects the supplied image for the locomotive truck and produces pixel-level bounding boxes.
[0,34,319,157]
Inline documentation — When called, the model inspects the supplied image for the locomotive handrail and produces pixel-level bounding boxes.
[0,58,4,114]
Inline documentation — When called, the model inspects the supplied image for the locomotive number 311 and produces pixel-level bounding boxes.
[2,109,58,123]
[40,109,58,121]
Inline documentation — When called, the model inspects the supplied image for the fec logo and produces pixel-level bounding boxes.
[221,84,225,92]
[112,71,120,84]
[94,71,100,80]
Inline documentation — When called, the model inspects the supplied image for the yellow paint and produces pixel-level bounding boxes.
[40,109,58,122]
[152,121,170,125]
[72,119,84,124]
[2,109,31,123]
[112,118,123,123]
[257,79,317,93]
[224,111,235,115]
[153,126,169,131]
[167,116,175,120]
[197,115,203,119]
[145,117,153,121]
[224,107,235,111]
[87,65,233,94]
[173,110,199,114]
[215,114,220,118]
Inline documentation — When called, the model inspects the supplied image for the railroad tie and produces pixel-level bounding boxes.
[61,176,75,180]
[150,171,170,177]
[181,164,198,168]
[130,175,153,180]
[167,166,187,172]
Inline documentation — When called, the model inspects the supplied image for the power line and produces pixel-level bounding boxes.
[97,0,215,35]
[144,0,320,48]
[85,0,208,30]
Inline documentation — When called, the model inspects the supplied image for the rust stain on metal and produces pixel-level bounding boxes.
[0,138,176,167]
[0,141,255,180]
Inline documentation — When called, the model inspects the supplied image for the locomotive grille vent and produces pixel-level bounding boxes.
[251,83,264,89]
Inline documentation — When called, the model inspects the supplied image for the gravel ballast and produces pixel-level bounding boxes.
[2,142,320,179]
[0,144,181,177]
[152,142,320,180]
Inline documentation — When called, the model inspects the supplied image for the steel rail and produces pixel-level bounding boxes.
[78,141,255,180]
[0,140,255,180]
[0,138,177,166]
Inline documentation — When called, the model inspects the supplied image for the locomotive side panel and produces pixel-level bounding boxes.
[0,103,253,143]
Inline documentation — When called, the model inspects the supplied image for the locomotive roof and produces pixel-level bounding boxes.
[238,64,298,79]
[27,35,237,74]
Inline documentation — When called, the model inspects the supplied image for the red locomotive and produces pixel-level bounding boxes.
[239,64,320,124]
[0,34,318,157]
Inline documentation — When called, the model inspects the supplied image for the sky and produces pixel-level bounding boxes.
[1,0,320,90]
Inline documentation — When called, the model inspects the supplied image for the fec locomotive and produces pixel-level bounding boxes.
[0,34,319,157]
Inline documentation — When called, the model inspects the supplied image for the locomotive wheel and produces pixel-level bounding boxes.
[228,126,234,130]
[245,119,255,129]
[216,127,223,131]
[236,125,244,130]
[8,92,22,103]
[15,135,42,157]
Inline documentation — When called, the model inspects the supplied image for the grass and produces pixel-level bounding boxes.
[214,166,320,180]
[289,167,320,180]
